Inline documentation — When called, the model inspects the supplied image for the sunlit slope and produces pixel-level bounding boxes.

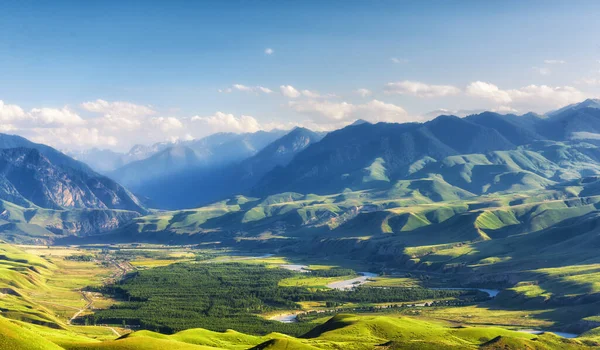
[0,241,65,327]
[5,313,596,349]
[0,199,140,244]
[95,143,600,244]
[0,244,598,350]
[0,316,64,350]
[0,243,118,344]
[297,314,594,349]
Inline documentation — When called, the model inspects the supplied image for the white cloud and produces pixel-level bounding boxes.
[233,84,253,92]
[279,85,331,98]
[0,99,207,151]
[265,48,274,55]
[29,107,85,126]
[0,124,16,132]
[191,112,262,133]
[232,84,273,94]
[507,84,587,107]
[280,85,301,98]
[27,127,118,148]
[466,81,513,104]
[494,105,518,113]
[301,90,321,98]
[390,57,409,64]
[95,114,142,131]
[257,86,273,94]
[81,99,155,118]
[384,81,461,97]
[151,117,183,132]
[467,81,588,110]
[533,66,551,75]
[544,59,566,64]
[289,100,355,120]
[355,88,372,97]
[289,98,413,124]
[360,100,410,122]
[0,100,26,122]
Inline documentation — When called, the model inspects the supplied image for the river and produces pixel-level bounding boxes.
[326,272,378,290]
[430,287,500,298]
[270,270,378,323]
[517,329,578,338]
[269,312,301,323]
[280,264,309,272]
[275,262,579,338]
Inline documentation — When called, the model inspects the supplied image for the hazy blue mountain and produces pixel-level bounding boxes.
[547,98,600,117]
[465,112,547,145]
[110,130,287,192]
[68,148,127,173]
[125,141,174,163]
[464,103,600,143]
[183,129,288,166]
[128,128,324,209]
[67,140,180,173]
[541,107,600,140]
[110,145,201,188]
[235,127,326,183]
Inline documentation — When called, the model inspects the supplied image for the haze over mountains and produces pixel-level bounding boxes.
[0,99,600,244]
[5,99,600,349]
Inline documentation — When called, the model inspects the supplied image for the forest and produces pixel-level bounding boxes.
[83,262,473,335]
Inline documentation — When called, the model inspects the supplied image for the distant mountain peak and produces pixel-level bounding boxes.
[0,145,145,213]
[351,119,371,126]
[521,112,546,119]
[547,98,600,117]
[289,126,312,133]
[582,98,600,105]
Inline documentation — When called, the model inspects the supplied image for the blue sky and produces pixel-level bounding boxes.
[1,0,599,151]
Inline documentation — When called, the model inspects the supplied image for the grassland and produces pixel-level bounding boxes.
[4,310,600,349]
[4,243,600,349]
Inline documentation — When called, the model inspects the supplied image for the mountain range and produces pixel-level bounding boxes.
[0,134,145,243]
[1,98,600,244]
[5,99,600,348]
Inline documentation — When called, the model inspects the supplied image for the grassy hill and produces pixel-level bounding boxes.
[2,242,600,349]
[0,199,140,244]
[2,312,599,349]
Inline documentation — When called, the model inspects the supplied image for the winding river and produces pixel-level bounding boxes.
[517,329,579,338]
[430,287,500,298]
[326,272,378,290]
[271,267,580,337]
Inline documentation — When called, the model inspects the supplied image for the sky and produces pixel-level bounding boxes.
[1,0,600,152]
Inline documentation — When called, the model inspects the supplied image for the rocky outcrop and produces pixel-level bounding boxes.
[0,148,145,213]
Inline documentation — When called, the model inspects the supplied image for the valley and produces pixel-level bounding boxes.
[4,101,600,348]
[3,242,600,349]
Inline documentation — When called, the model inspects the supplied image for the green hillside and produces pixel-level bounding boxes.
[2,312,599,350]
[0,200,140,244]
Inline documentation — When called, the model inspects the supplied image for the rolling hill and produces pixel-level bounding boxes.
[252,116,522,197]
[0,243,597,350]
